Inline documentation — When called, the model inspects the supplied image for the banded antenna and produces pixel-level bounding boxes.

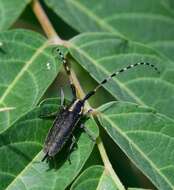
[53,47,77,98]
[52,47,160,102]
[83,62,160,101]
[53,47,71,75]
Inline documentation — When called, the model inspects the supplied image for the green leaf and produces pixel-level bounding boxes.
[98,101,174,190]
[0,98,98,190]
[149,40,174,62]
[128,189,151,190]
[45,0,174,43]
[69,32,174,119]
[0,0,31,30]
[0,29,61,132]
[71,165,120,190]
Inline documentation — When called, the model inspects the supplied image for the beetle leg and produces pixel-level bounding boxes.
[39,111,58,119]
[70,83,77,100]
[39,98,58,119]
[67,135,77,164]
[80,123,96,142]
[42,152,48,162]
[41,152,52,162]
[60,88,65,107]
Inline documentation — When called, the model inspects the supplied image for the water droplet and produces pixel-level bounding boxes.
[46,62,51,70]
[0,42,3,47]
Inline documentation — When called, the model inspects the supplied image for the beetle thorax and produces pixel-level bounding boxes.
[68,99,84,114]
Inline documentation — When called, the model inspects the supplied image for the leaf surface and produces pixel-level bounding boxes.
[0,29,60,131]
[98,101,174,190]
[71,165,120,190]
[45,0,174,43]
[0,0,30,30]
[128,189,151,190]
[0,98,98,190]
[69,33,174,119]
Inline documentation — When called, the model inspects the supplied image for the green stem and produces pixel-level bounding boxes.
[97,137,125,190]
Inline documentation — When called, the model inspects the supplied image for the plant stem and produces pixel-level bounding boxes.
[31,1,125,189]
[32,0,63,45]
[97,137,125,190]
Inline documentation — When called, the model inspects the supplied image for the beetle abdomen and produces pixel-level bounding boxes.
[43,108,81,157]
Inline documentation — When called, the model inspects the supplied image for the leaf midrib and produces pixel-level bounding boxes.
[104,13,174,24]
[0,41,49,104]
[5,151,42,190]
[125,130,174,141]
[101,113,174,189]
[0,141,42,150]
[96,171,105,190]
[71,32,171,62]
[68,0,124,37]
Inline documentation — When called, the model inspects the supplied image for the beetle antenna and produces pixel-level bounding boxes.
[53,47,71,75]
[53,48,77,99]
[83,62,160,101]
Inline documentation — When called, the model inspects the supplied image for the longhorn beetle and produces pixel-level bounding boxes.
[42,47,160,162]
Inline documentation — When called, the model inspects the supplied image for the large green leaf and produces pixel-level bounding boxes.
[71,165,120,190]
[128,189,151,190]
[0,29,60,132]
[149,40,174,62]
[0,98,98,190]
[98,101,174,190]
[0,0,30,30]
[45,0,174,43]
[68,33,174,119]
[71,165,149,190]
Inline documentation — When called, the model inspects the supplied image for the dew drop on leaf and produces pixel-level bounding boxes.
[46,62,51,70]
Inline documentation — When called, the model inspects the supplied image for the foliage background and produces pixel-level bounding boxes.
[0,0,174,190]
